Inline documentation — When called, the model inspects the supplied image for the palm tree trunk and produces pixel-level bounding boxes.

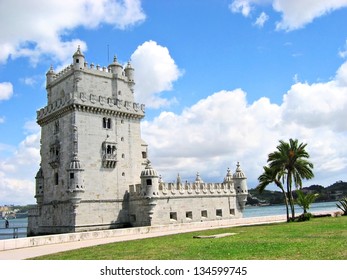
[283,191,290,222]
[279,187,290,222]
[287,172,295,221]
[290,191,295,219]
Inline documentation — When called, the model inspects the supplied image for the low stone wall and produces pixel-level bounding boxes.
[0,215,287,251]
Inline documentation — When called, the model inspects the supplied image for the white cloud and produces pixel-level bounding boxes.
[0,0,146,65]
[254,12,269,27]
[0,117,4,124]
[0,121,40,205]
[131,40,183,108]
[229,0,253,17]
[21,77,38,87]
[229,0,347,31]
[142,60,347,188]
[0,82,13,101]
[339,40,347,59]
[273,0,347,31]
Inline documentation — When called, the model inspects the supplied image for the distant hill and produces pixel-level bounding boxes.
[247,181,347,205]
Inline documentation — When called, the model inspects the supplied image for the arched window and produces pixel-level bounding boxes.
[102,117,112,129]
[103,117,107,128]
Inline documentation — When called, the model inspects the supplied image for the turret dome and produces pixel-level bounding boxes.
[233,162,246,179]
[68,156,83,170]
[108,55,123,75]
[73,45,85,58]
[141,160,158,177]
[35,167,43,179]
[223,167,233,183]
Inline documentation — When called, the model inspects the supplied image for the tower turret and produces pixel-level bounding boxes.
[73,45,85,70]
[124,61,135,91]
[46,65,55,86]
[35,167,44,205]
[233,162,248,211]
[140,160,159,199]
[223,167,233,183]
[124,61,134,81]
[108,55,123,76]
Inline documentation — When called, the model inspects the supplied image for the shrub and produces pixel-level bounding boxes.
[336,197,347,215]
[296,212,313,222]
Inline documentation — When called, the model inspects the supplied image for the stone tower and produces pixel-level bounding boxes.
[28,47,147,235]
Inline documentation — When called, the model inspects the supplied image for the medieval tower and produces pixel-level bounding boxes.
[28,47,248,236]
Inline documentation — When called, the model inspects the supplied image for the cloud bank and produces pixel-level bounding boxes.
[0,0,146,64]
[131,40,183,108]
[142,60,347,187]
[0,122,40,205]
[230,0,347,30]
[0,82,13,101]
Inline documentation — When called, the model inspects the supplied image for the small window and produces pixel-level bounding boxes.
[121,137,124,142]
[170,212,177,221]
[186,211,193,219]
[102,117,112,129]
[70,173,74,179]
[54,120,59,134]
[106,145,112,154]
[142,152,147,159]
[216,209,222,217]
[230,209,235,216]
[122,172,125,176]
[130,215,136,222]
[54,172,59,185]
[76,59,79,63]
[146,179,152,186]
[201,210,208,218]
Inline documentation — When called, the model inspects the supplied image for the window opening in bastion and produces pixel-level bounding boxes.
[170,212,177,221]
[201,210,208,218]
[186,211,193,219]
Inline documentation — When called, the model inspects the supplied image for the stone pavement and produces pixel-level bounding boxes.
[0,213,334,260]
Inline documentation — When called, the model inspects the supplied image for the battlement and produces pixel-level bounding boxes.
[36,91,145,123]
[159,182,237,196]
[129,181,248,198]
[47,61,134,87]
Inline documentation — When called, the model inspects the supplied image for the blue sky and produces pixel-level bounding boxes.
[1,0,347,205]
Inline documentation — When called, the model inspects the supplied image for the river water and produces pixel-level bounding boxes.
[0,201,340,240]
[243,201,339,218]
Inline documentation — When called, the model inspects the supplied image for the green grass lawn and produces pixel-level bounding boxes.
[32,216,347,260]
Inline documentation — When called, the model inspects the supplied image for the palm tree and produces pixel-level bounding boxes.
[267,139,314,220]
[256,166,290,221]
[296,189,319,214]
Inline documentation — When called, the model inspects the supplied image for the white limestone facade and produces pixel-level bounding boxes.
[28,47,248,236]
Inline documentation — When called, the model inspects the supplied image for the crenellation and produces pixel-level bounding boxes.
[36,92,145,124]
[156,181,235,197]
[47,61,134,89]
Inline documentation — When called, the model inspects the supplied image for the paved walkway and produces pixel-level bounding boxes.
[0,212,335,260]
